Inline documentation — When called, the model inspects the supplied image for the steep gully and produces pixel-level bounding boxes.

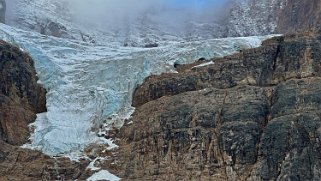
[107,33,321,180]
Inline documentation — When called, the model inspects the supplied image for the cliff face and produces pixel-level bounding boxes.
[0,40,46,145]
[277,0,321,34]
[110,32,321,180]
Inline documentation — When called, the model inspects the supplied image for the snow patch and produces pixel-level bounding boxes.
[86,157,108,171]
[106,139,118,151]
[87,170,120,181]
[193,61,214,68]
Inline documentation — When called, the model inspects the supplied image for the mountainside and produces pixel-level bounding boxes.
[226,0,285,37]
[0,23,273,156]
[112,32,321,180]
[7,0,321,46]
[0,22,274,179]
[2,0,321,180]
[3,0,286,46]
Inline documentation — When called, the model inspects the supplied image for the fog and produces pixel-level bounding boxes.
[66,0,230,33]
[5,0,232,41]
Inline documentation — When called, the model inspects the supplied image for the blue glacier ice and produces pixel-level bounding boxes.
[0,24,278,156]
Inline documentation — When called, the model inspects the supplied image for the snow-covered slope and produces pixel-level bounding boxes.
[226,0,285,37]
[8,0,287,47]
[0,23,277,156]
[6,0,224,46]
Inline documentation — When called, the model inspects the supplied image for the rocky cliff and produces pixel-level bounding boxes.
[108,32,321,180]
[277,0,321,34]
[0,40,46,145]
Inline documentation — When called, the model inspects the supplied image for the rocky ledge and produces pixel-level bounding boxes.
[109,32,321,180]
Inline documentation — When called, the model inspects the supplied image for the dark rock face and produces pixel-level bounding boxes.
[0,40,46,145]
[110,33,321,180]
[277,0,321,34]
[0,0,5,24]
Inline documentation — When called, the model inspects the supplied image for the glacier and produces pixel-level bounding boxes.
[0,24,278,156]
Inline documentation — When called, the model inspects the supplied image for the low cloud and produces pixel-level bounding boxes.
[67,0,230,32]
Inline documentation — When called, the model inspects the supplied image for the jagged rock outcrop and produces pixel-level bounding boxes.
[109,32,321,180]
[0,0,5,24]
[0,40,94,180]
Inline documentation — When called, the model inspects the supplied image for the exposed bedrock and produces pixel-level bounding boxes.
[110,33,321,180]
[0,40,46,145]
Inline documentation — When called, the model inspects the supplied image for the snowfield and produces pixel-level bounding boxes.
[0,24,277,157]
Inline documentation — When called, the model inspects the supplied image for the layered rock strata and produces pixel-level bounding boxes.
[111,33,321,180]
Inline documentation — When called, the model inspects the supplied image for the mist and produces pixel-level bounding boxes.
[66,0,230,35]
[5,0,231,42]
